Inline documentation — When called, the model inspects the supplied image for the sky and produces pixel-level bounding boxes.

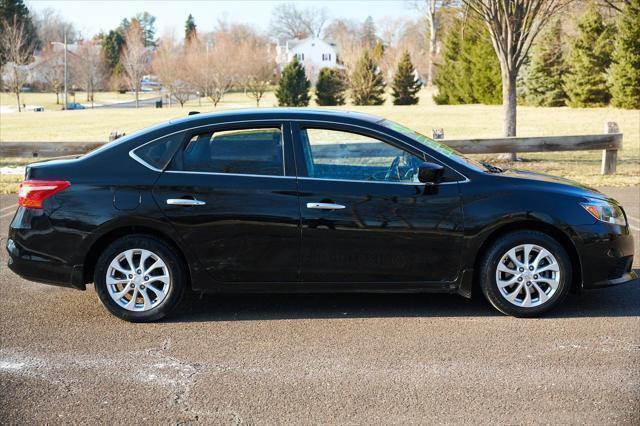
[26,0,419,39]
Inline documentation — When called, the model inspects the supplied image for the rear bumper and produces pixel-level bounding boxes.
[6,238,85,290]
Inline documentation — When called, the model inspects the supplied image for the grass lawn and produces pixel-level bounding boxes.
[0,90,159,111]
[1,88,638,190]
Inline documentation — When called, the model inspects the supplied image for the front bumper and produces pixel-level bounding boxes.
[573,222,636,289]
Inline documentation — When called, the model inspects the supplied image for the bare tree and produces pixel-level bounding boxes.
[270,3,329,39]
[34,8,76,46]
[599,0,630,12]
[417,1,454,86]
[240,42,276,106]
[120,21,150,107]
[324,19,364,72]
[184,36,215,107]
[462,0,573,159]
[72,40,106,107]
[1,17,35,112]
[154,34,192,107]
[36,46,64,104]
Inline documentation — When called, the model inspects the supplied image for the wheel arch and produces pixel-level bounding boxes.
[82,225,191,288]
[472,220,582,294]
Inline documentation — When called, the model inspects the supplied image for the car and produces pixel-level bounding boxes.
[62,102,85,110]
[6,109,636,322]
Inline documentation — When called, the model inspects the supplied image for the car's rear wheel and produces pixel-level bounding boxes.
[94,235,186,322]
[479,230,572,317]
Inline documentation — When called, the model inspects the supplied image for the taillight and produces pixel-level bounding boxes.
[18,180,71,208]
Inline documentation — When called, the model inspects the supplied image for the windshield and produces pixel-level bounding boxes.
[381,119,487,172]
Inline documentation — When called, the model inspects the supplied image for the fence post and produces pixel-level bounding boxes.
[601,122,619,175]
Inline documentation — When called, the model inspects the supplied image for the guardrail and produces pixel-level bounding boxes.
[0,122,623,175]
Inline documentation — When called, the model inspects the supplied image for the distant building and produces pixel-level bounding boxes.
[276,37,340,82]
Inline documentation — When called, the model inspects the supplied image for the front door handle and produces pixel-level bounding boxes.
[166,198,206,206]
[306,202,346,210]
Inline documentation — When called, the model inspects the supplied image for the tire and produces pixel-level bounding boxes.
[479,230,572,317]
[94,234,186,322]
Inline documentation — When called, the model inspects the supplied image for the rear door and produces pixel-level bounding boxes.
[151,121,300,284]
[292,122,464,284]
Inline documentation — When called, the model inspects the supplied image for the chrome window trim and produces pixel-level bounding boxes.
[297,176,466,186]
[164,170,296,179]
[128,118,470,183]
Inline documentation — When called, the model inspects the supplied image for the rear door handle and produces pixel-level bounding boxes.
[306,202,346,210]
[166,198,206,206]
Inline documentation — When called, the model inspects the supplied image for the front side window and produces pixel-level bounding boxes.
[299,128,423,183]
[172,127,284,176]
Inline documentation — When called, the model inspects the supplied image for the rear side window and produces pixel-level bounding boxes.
[133,134,183,170]
[172,127,284,176]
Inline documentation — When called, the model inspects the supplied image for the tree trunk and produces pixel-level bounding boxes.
[500,69,518,161]
[135,88,139,108]
[16,89,21,112]
[56,91,59,104]
[427,14,437,87]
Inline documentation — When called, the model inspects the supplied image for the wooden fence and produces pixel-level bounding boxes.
[0,122,623,175]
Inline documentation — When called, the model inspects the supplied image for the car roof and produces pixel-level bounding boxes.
[168,108,385,127]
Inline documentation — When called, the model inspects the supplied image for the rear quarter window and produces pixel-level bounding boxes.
[133,134,184,170]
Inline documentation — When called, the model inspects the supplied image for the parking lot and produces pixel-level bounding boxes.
[1,188,638,424]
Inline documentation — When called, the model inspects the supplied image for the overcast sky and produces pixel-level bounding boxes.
[27,0,418,39]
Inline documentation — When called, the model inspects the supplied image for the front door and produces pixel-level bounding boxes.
[293,123,464,284]
[153,122,300,284]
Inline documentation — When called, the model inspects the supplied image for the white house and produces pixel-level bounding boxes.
[276,37,339,82]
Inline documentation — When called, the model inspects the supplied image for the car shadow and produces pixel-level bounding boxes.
[166,270,640,323]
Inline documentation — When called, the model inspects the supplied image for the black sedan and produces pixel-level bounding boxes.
[6,109,636,321]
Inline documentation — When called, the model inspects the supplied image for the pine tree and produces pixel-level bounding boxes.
[433,16,501,105]
[564,5,613,107]
[610,0,640,109]
[361,16,377,49]
[524,19,568,106]
[391,51,422,105]
[466,18,502,105]
[315,68,348,106]
[276,57,311,107]
[351,50,386,105]
[185,14,197,42]
[372,40,385,61]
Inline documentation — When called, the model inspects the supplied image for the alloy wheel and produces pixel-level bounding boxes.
[106,248,171,312]
[495,243,561,308]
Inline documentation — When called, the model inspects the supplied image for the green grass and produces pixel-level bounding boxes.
[1,88,638,188]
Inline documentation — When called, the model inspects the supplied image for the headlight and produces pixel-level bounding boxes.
[580,199,626,226]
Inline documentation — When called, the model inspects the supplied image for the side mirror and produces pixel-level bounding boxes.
[418,162,445,184]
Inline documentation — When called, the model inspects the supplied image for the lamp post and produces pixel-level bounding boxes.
[63,31,68,109]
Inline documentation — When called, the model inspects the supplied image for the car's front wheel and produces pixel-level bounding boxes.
[94,235,186,322]
[479,230,572,317]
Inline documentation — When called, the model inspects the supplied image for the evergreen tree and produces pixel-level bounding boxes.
[0,0,39,65]
[433,16,501,105]
[351,50,386,105]
[276,57,311,107]
[610,0,640,109]
[315,67,348,106]
[185,14,197,42]
[391,51,422,105]
[466,18,502,105]
[524,19,568,106]
[101,29,125,72]
[564,5,613,107]
[361,16,377,49]
[372,40,385,61]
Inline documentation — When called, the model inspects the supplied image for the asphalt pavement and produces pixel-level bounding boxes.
[0,188,638,424]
